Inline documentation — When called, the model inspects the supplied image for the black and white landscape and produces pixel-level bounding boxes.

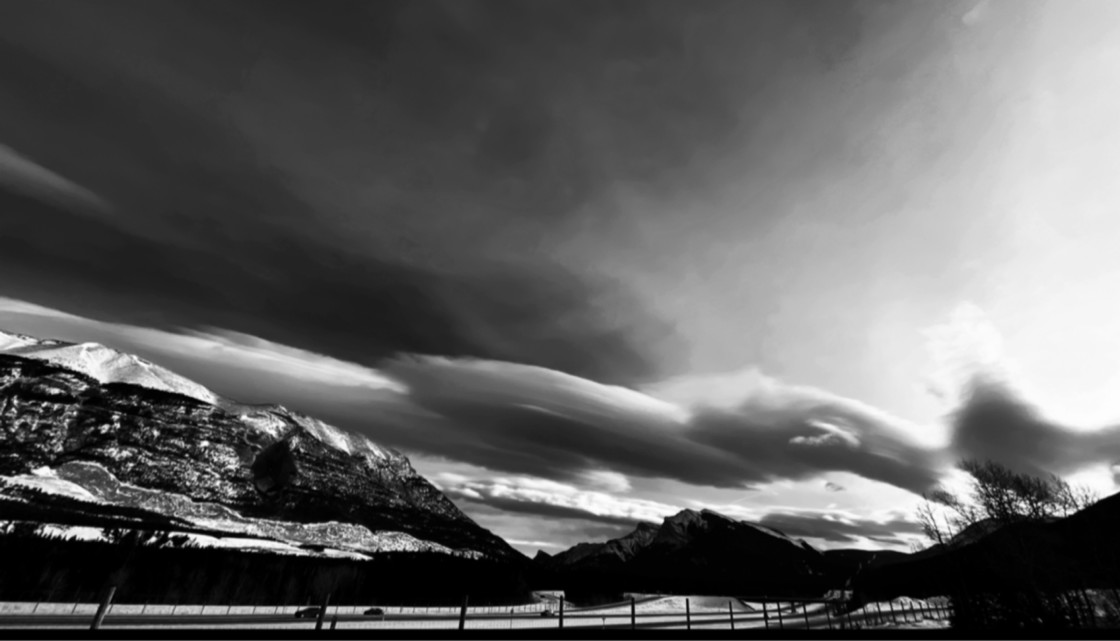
[3,0,1120,634]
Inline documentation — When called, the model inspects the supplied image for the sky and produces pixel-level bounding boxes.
[3,0,1120,555]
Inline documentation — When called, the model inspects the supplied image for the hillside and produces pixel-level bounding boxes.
[0,331,520,562]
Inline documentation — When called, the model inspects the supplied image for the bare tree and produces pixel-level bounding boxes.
[913,459,1103,630]
[915,459,1099,545]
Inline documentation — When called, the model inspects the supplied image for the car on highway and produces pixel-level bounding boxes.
[294,607,321,618]
[363,607,385,616]
[540,609,554,617]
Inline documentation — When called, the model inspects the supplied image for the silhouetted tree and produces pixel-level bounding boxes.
[916,459,1098,545]
[914,459,1101,630]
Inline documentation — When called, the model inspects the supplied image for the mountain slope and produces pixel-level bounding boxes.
[0,331,520,560]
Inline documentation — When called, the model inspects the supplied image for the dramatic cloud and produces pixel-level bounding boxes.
[0,0,725,386]
[2,299,950,496]
[947,376,1120,479]
[380,355,949,495]
[15,296,1120,505]
[755,511,924,546]
[435,473,678,527]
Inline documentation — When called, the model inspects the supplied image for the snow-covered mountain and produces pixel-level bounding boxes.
[0,330,519,560]
[0,330,220,404]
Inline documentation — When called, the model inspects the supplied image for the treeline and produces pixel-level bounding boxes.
[0,533,533,606]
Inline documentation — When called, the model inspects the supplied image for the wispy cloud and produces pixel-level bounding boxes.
[435,473,679,527]
[922,302,1011,407]
[0,143,110,214]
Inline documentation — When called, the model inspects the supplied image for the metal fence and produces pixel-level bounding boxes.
[0,592,954,631]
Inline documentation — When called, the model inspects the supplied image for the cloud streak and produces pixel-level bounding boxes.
[0,144,110,214]
[756,511,923,546]
[380,355,949,495]
[2,298,949,495]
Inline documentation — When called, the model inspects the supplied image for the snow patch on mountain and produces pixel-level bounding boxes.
[0,331,219,404]
[4,467,104,503]
[0,460,479,557]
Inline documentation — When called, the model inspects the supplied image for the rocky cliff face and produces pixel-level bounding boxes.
[0,335,520,561]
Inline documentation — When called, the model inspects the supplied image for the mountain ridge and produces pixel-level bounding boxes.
[536,507,836,596]
[0,331,520,561]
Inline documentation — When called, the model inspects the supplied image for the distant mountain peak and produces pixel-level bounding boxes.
[664,508,703,524]
[545,504,834,592]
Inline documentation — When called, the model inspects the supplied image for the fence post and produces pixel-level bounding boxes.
[762,600,770,629]
[458,595,468,631]
[824,603,833,630]
[90,585,116,631]
[803,602,811,629]
[728,600,735,630]
[559,596,564,629]
[315,592,331,631]
[887,600,896,624]
[686,598,691,630]
[875,602,884,626]
[844,601,854,629]
[631,596,636,630]
[330,615,338,630]
[776,600,784,629]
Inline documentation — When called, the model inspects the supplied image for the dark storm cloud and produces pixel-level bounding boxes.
[756,512,923,545]
[0,0,892,385]
[0,0,960,498]
[0,0,737,384]
[947,376,1120,478]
